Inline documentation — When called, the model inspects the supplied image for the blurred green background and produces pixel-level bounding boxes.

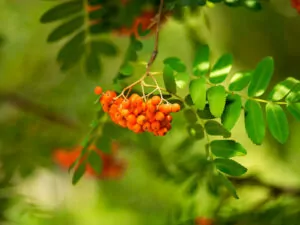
[1,0,300,224]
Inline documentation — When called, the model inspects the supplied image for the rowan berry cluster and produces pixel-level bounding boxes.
[94,86,180,136]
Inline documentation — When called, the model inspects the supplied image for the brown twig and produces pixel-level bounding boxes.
[0,93,79,129]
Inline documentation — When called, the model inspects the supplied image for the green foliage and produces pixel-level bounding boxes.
[88,150,103,174]
[209,53,232,84]
[228,71,252,91]
[204,121,231,138]
[207,85,226,118]
[210,140,247,158]
[163,65,177,94]
[214,158,247,177]
[244,100,265,145]
[193,45,210,76]
[221,94,242,131]
[72,162,86,185]
[163,57,187,73]
[189,77,206,110]
[268,77,299,101]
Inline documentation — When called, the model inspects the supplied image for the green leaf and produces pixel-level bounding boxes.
[184,109,198,124]
[228,71,252,91]
[197,105,215,119]
[72,162,86,185]
[163,65,177,94]
[95,136,111,154]
[244,100,265,145]
[175,72,189,89]
[120,63,133,76]
[286,83,300,103]
[209,54,233,84]
[88,151,103,174]
[47,16,84,42]
[163,57,187,72]
[287,102,300,121]
[204,121,231,138]
[268,77,299,101]
[137,24,151,37]
[244,0,261,10]
[187,124,204,140]
[207,85,226,118]
[266,103,289,144]
[184,94,194,106]
[248,57,274,97]
[221,94,242,130]
[40,0,83,23]
[189,77,206,110]
[210,140,247,158]
[193,45,210,77]
[85,51,101,78]
[91,40,118,56]
[214,158,247,177]
[218,173,239,199]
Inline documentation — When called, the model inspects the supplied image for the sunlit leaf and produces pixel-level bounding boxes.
[210,140,247,158]
[248,57,274,97]
[228,71,252,91]
[72,162,86,185]
[193,45,210,77]
[218,173,239,199]
[163,65,177,94]
[209,54,233,84]
[204,121,231,138]
[207,85,226,118]
[88,151,103,174]
[287,102,300,121]
[221,94,242,130]
[189,77,206,110]
[47,16,84,42]
[40,0,83,23]
[214,158,247,176]
[175,72,189,89]
[268,77,299,101]
[266,103,289,144]
[163,57,186,72]
[244,100,265,145]
[244,0,261,10]
[286,83,300,103]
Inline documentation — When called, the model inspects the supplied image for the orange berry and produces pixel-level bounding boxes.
[151,96,161,105]
[132,124,142,133]
[171,103,181,112]
[159,104,172,114]
[127,114,137,124]
[104,90,117,98]
[142,122,151,132]
[157,128,168,136]
[151,121,160,131]
[118,119,127,128]
[166,115,172,122]
[102,103,109,112]
[121,99,130,109]
[94,86,102,95]
[137,115,147,125]
[121,109,130,117]
[147,104,156,113]
[155,111,165,121]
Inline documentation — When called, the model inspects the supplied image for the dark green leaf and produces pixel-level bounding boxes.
[85,51,101,78]
[209,54,233,84]
[244,100,265,145]
[228,71,252,91]
[60,45,84,71]
[91,40,118,56]
[268,77,299,101]
[287,102,300,121]
[207,85,226,118]
[210,140,247,158]
[88,151,103,174]
[244,0,261,10]
[187,124,204,140]
[266,103,289,144]
[218,173,239,199]
[221,94,242,130]
[184,94,194,106]
[40,0,83,23]
[120,63,133,76]
[197,105,215,119]
[248,57,274,97]
[204,121,231,138]
[193,45,210,77]
[214,158,247,176]
[137,24,151,37]
[163,57,187,72]
[184,109,198,124]
[47,16,84,42]
[95,136,111,153]
[163,65,177,94]
[189,77,206,110]
[72,162,86,185]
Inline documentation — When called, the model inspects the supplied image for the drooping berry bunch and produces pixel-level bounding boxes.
[94,86,180,136]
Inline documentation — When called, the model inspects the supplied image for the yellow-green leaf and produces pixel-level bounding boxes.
[228,71,252,91]
[244,100,265,145]
[266,103,289,144]
[209,54,233,84]
[218,173,239,199]
[268,77,299,101]
[189,77,206,110]
[221,94,242,130]
[248,57,274,97]
[207,85,226,118]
